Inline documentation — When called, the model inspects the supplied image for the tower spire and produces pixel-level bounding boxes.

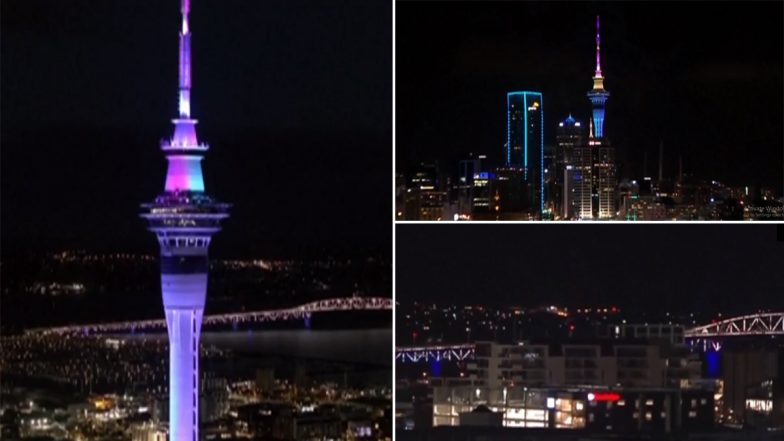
[594,15,602,78]
[162,0,206,193]
[178,0,192,118]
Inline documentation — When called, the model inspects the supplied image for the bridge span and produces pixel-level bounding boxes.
[396,312,784,362]
[395,344,475,363]
[683,312,784,338]
[28,296,392,336]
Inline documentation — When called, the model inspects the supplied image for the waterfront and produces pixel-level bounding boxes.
[1,327,392,439]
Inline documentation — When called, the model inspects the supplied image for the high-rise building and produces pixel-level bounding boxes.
[556,115,583,170]
[594,142,617,219]
[586,16,616,219]
[506,91,544,216]
[457,154,487,216]
[404,163,445,220]
[556,115,585,219]
[470,171,495,215]
[140,1,230,440]
[569,118,595,219]
[494,167,527,216]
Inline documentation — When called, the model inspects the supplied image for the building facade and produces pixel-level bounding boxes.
[556,115,585,219]
[403,163,446,220]
[506,91,544,217]
[432,385,714,434]
[454,340,696,390]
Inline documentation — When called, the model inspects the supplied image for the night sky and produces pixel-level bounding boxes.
[1,0,391,257]
[397,1,783,190]
[397,225,784,315]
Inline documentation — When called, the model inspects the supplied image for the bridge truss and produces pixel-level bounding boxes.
[684,312,783,351]
[684,312,784,338]
[29,296,392,336]
[395,344,475,363]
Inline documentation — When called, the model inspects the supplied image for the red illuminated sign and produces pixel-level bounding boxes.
[589,392,620,402]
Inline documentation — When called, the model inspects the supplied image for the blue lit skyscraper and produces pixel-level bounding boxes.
[506,91,544,215]
[140,1,229,439]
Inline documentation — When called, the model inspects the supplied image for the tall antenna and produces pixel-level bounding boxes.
[594,15,602,78]
[178,0,192,118]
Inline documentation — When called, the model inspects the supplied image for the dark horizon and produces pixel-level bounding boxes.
[397,225,784,316]
[1,0,392,258]
[396,1,783,191]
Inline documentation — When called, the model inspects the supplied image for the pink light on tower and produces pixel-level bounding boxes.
[161,0,207,194]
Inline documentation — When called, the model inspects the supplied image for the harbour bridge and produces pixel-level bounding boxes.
[396,312,784,362]
[683,312,784,351]
[395,344,476,363]
[27,296,392,336]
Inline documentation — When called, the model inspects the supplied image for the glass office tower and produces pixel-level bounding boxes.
[506,91,544,216]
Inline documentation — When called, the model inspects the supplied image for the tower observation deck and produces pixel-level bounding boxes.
[140,1,229,440]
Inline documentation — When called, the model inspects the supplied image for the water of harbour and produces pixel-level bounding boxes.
[122,328,392,387]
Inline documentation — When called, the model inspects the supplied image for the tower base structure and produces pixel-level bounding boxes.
[142,192,228,441]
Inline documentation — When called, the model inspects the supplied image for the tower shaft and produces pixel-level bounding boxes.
[162,251,208,441]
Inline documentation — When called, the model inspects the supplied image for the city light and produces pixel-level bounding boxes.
[588,393,621,402]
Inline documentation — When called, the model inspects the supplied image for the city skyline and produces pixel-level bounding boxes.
[397,1,783,191]
[2,1,784,438]
[395,223,784,435]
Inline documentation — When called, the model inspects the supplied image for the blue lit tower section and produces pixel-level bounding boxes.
[506,91,544,215]
[140,1,229,440]
[586,15,610,139]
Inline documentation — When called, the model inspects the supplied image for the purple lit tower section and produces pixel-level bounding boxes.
[140,1,229,440]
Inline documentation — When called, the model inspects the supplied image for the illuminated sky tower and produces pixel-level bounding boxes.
[586,15,616,219]
[141,1,229,439]
[587,15,610,139]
